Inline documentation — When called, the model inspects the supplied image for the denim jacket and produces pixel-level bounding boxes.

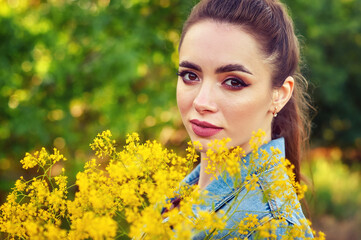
[180,138,314,239]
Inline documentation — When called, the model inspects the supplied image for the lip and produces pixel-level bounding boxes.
[190,119,223,137]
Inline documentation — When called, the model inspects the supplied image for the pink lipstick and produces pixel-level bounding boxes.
[190,119,223,137]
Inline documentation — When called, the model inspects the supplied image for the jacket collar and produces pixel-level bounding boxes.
[181,138,285,214]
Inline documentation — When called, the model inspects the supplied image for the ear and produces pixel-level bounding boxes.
[271,76,294,114]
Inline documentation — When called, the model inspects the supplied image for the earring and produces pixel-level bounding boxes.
[273,107,278,117]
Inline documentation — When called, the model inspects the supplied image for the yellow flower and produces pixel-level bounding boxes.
[0,130,325,240]
[14,177,26,192]
[69,211,117,240]
[50,148,67,164]
[90,130,117,158]
[245,174,260,191]
[255,217,282,239]
[194,209,227,231]
[44,223,67,239]
[20,152,38,169]
[238,213,259,235]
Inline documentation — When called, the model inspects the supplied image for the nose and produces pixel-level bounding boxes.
[193,82,218,114]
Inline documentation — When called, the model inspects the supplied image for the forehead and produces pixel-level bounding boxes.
[179,20,271,77]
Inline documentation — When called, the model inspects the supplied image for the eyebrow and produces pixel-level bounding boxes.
[179,61,253,75]
[179,61,202,72]
[216,64,253,75]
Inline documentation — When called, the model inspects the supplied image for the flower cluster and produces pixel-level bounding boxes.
[0,130,325,239]
[1,148,68,239]
[204,138,246,178]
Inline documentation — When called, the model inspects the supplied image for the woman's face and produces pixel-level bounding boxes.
[177,20,275,153]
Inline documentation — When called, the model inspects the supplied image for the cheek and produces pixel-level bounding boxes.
[176,84,192,116]
[222,94,270,125]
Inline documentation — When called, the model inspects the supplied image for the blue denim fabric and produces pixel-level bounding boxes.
[181,138,314,239]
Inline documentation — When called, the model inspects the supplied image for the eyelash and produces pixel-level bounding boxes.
[177,70,249,90]
[177,70,199,83]
[222,78,250,90]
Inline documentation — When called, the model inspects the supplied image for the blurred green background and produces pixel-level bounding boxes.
[0,0,360,239]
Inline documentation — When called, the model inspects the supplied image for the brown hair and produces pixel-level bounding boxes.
[179,0,312,183]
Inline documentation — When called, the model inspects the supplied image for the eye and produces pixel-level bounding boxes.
[177,70,200,83]
[222,78,249,90]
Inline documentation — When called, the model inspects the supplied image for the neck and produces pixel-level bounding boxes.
[198,152,221,190]
[197,132,273,189]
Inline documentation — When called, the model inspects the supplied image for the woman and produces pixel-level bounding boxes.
[175,0,313,238]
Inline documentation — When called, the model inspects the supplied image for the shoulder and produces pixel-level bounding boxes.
[211,164,314,239]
